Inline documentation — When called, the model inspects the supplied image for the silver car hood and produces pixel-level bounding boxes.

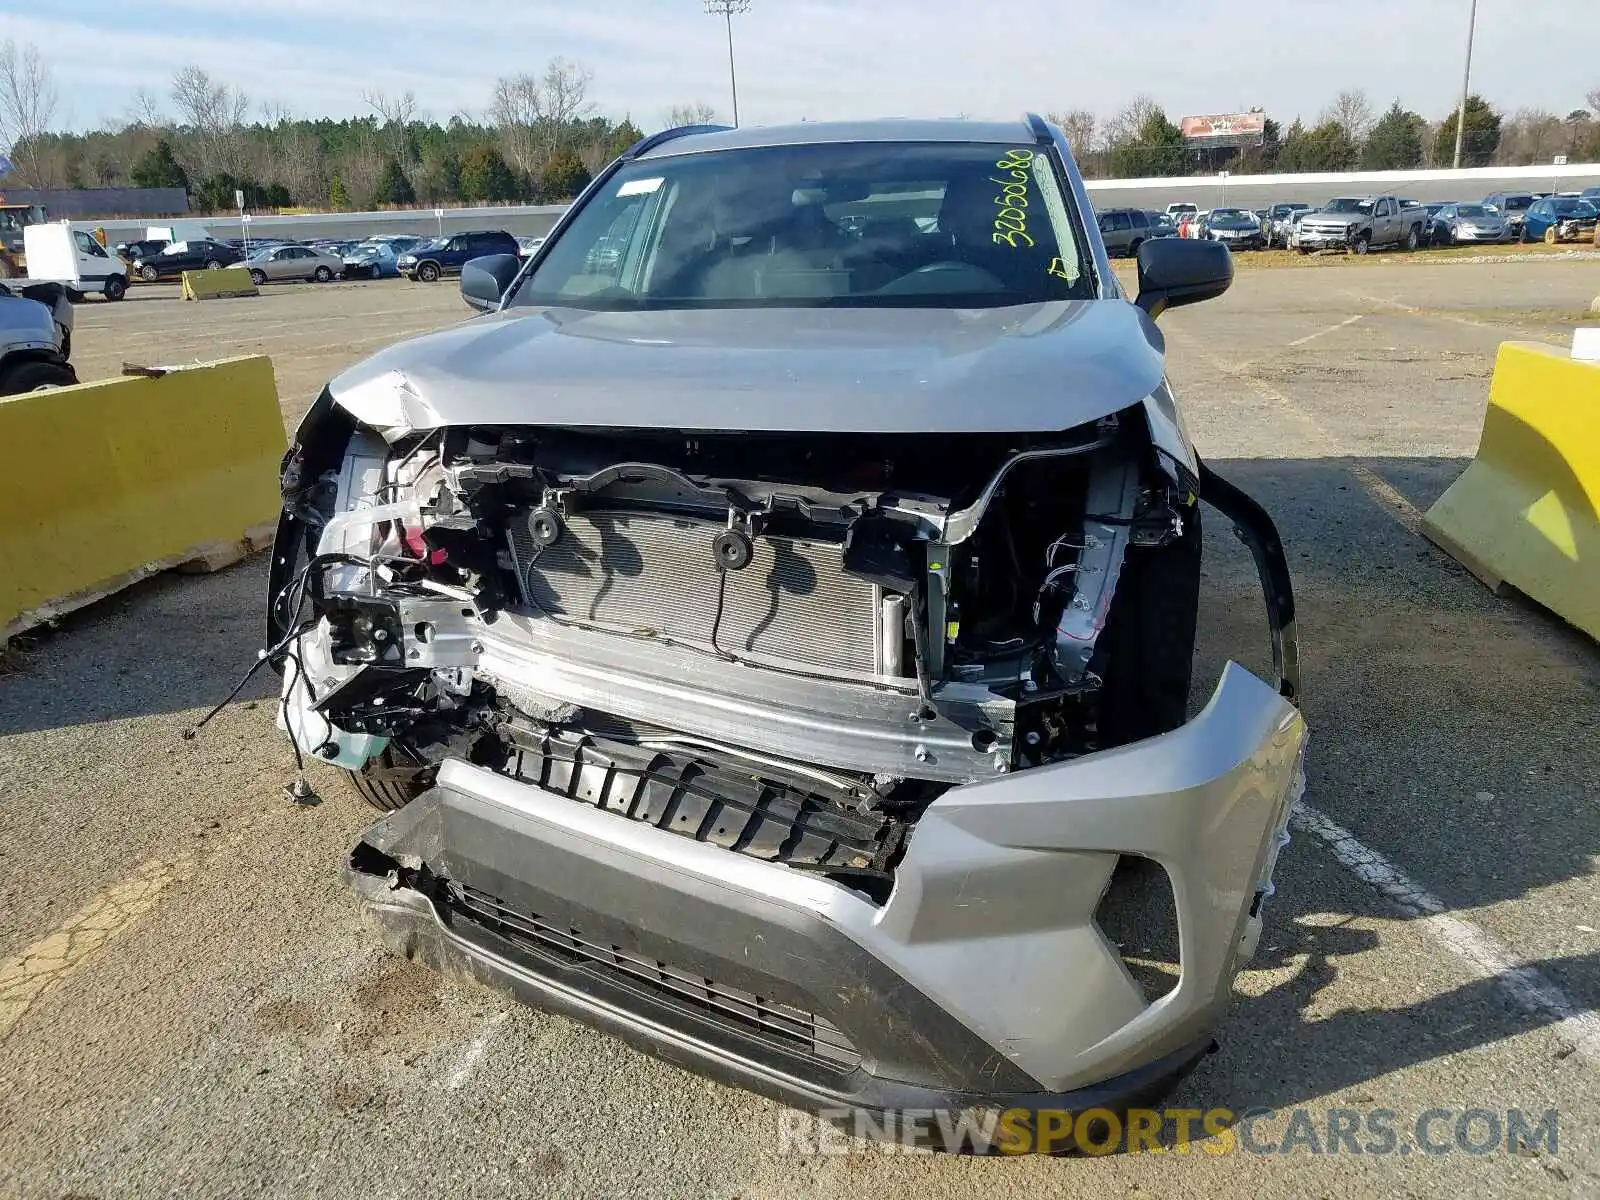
[325,300,1168,436]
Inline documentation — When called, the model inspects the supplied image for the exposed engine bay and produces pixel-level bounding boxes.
[272,399,1289,900]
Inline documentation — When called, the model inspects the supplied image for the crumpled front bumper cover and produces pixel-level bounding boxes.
[345,662,1306,1134]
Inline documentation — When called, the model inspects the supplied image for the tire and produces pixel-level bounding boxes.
[1544,226,1558,246]
[140,263,160,282]
[1297,247,1310,255]
[103,275,127,301]
[249,269,268,286]
[205,259,224,270]
[417,261,441,282]
[0,357,78,395]
[1405,226,1420,252]
[1127,238,1143,258]
[343,747,435,812]
[314,265,333,282]
[1097,504,1202,747]
[1352,234,1371,255]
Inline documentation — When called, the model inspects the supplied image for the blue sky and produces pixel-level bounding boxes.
[8,1,1598,134]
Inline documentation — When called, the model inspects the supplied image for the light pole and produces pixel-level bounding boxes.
[704,0,750,126]
[1451,0,1479,168]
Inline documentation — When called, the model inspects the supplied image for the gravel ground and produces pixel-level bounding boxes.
[3,260,1599,1198]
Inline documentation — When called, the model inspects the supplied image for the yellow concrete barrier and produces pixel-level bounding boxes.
[1422,341,1599,640]
[1,356,286,640]
[182,269,259,300]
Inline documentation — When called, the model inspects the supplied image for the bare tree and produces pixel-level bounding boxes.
[490,73,545,178]
[1588,87,1600,116]
[490,58,596,176]
[541,58,595,128]
[128,86,166,129]
[1499,107,1563,164]
[0,39,61,187]
[1047,109,1097,160]
[259,99,294,128]
[665,101,719,128]
[1101,95,1159,151]
[1322,89,1375,140]
[363,88,422,163]
[171,66,251,177]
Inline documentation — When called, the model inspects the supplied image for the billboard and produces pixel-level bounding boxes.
[1181,113,1267,149]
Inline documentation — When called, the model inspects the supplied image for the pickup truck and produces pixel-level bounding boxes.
[1293,194,1424,255]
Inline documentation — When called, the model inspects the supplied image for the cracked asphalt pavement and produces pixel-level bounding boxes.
[2,260,1598,1198]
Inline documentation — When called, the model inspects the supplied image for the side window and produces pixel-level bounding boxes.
[1109,211,1131,231]
[1098,213,1114,233]
[1131,211,1149,229]
[74,231,108,257]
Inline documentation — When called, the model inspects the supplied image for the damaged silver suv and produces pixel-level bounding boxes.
[267,116,1306,1146]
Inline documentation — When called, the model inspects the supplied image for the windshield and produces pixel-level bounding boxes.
[1324,198,1372,214]
[1551,198,1591,216]
[1210,209,1249,221]
[511,141,1094,311]
[1455,205,1488,218]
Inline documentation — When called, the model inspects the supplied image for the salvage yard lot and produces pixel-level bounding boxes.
[4,260,1600,1198]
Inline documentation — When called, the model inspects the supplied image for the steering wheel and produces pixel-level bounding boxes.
[880,260,1006,295]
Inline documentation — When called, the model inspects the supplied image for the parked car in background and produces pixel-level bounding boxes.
[231,243,343,284]
[1146,211,1177,238]
[1415,203,1454,246]
[398,230,520,281]
[1202,207,1266,251]
[1522,195,1600,244]
[366,234,425,257]
[1264,203,1311,248]
[517,235,547,258]
[1431,203,1508,245]
[132,239,244,281]
[1481,193,1535,238]
[1165,202,1198,221]
[344,242,402,279]
[1294,195,1419,255]
[116,238,169,264]
[1095,207,1155,256]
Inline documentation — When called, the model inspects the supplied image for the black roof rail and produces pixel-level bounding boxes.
[620,124,734,161]
[1025,112,1054,146]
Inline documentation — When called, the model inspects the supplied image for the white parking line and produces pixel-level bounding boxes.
[1292,802,1600,1062]
[1287,314,1364,347]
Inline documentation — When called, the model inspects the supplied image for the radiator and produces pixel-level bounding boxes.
[507,509,882,679]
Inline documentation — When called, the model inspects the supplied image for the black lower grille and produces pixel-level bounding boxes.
[504,726,897,887]
[443,883,863,1070]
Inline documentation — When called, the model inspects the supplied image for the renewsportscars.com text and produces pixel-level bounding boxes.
[777,1106,1561,1157]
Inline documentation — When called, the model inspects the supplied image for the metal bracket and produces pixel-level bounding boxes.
[1051,450,1139,683]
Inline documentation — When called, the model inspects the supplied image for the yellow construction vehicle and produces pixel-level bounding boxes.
[0,200,50,277]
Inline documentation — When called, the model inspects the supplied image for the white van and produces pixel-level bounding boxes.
[24,224,129,301]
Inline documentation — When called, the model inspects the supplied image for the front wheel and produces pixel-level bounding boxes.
[313,265,333,282]
[0,357,78,395]
[1352,234,1371,256]
[1544,226,1559,246]
[344,747,435,812]
[139,263,160,282]
[416,262,440,283]
[205,259,224,270]
[103,274,127,301]
[249,269,268,286]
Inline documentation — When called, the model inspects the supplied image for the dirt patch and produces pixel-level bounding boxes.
[328,1074,389,1116]
[529,1148,566,1178]
[342,954,444,1055]
[255,997,323,1037]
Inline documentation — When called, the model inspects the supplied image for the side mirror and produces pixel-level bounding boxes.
[1134,238,1233,319]
[461,253,521,313]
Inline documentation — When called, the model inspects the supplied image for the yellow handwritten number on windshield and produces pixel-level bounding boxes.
[991,149,1036,248]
